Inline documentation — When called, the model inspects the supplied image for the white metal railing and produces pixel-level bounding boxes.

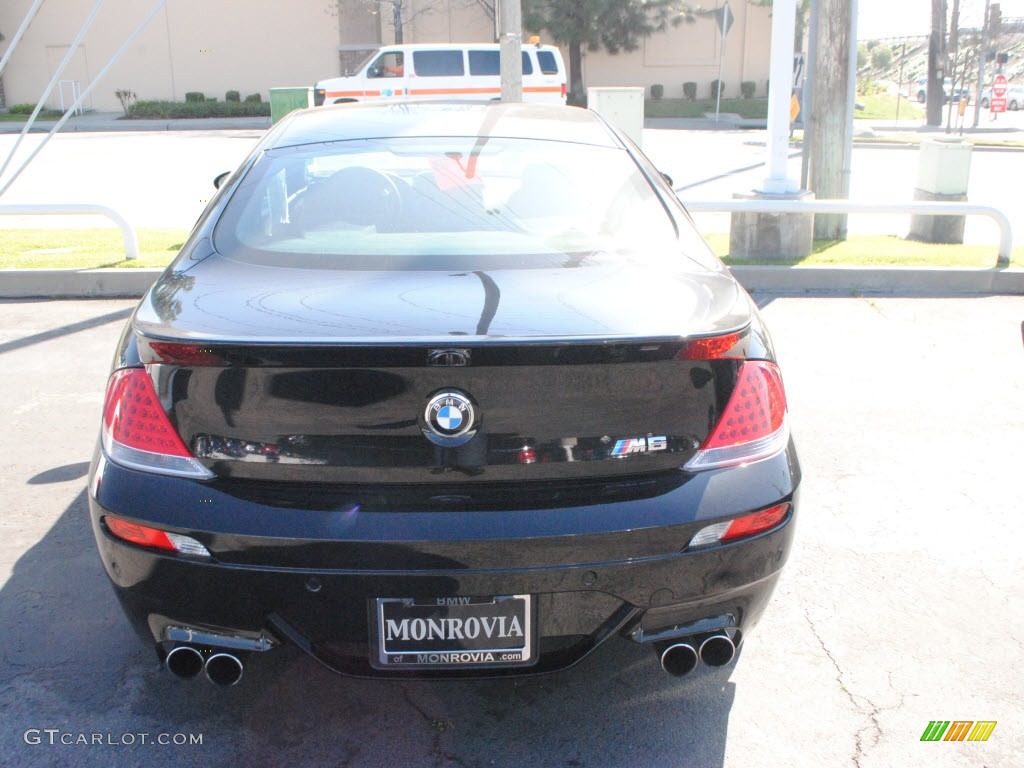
[0,204,139,261]
[681,198,1014,268]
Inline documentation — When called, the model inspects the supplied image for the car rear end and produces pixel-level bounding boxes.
[88,103,799,683]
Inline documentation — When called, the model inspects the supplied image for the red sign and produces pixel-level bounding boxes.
[993,74,1008,98]
[990,96,1007,114]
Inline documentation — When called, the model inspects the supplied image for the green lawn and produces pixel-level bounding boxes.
[854,93,925,121]
[2,228,1020,270]
[706,233,1023,268]
[0,110,65,122]
[0,228,189,269]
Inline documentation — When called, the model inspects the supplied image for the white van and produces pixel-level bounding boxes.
[314,43,567,106]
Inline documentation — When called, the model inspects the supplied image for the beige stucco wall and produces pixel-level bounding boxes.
[583,3,772,100]
[0,0,770,112]
[0,0,339,112]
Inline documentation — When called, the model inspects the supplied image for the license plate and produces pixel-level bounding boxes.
[373,595,535,670]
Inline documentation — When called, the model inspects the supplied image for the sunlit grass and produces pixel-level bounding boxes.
[706,233,1023,268]
[0,228,188,269]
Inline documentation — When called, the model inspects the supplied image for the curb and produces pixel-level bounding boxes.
[2,266,1021,300]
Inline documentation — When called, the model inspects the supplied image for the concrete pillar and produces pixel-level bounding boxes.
[729,191,815,261]
[908,138,973,244]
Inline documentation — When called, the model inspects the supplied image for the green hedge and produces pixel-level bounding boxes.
[125,99,271,119]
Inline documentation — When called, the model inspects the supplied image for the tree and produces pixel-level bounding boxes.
[870,45,892,70]
[749,0,811,52]
[374,0,448,44]
[523,0,694,104]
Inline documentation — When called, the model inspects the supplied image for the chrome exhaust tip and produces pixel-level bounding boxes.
[204,652,244,687]
[165,646,204,680]
[659,642,699,677]
[698,633,736,667]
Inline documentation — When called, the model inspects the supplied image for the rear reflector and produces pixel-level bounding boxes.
[684,360,788,471]
[689,503,790,549]
[101,368,214,479]
[104,515,211,557]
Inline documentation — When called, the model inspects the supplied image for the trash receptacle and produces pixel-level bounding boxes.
[269,87,314,124]
[908,138,973,244]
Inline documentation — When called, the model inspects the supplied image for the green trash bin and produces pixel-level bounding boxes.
[269,87,313,124]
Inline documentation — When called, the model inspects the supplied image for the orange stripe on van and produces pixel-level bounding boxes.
[407,87,502,96]
[325,90,384,98]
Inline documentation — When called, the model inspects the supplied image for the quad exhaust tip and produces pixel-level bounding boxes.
[165,646,204,680]
[204,652,244,687]
[698,633,736,667]
[165,646,244,686]
[659,642,699,677]
[655,631,739,676]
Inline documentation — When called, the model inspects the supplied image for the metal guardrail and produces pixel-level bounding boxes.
[0,204,139,261]
[680,198,1014,268]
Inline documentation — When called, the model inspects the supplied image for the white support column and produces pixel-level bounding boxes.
[762,0,799,194]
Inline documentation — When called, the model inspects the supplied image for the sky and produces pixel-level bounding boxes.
[857,0,1024,40]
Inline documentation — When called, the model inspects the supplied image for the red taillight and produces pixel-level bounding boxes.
[103,368,192,457]
[105,515,176,551]
[703,361,786,449]
[721,503,790,542]
[561,83,567,98]
[101,368,213,479]
[685,360,789,471]
[144,341,224,366]
[677,332,743,361]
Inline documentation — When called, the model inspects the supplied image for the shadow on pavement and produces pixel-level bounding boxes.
[0,305,131,356]
[1,487,737,768]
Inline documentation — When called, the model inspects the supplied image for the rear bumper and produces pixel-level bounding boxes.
[88,443,799,678]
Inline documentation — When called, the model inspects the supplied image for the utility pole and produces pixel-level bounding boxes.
[809,0,854,239]
[973,0,991,128]
[927,0,947,126]
[498,0,523,102]
[945,0,960,132]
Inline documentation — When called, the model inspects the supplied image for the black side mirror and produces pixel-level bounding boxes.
[660,171,674,188]
[213,171,231,189]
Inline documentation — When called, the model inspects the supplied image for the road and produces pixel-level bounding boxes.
[1,125,1023,251]
[1,296,1021,767]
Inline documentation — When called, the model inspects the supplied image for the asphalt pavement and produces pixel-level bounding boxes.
[0,295,1020,767]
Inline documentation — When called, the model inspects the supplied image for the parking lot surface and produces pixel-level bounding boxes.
[0,295,1021,767]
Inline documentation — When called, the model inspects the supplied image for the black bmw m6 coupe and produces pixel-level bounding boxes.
[88,101,799,686]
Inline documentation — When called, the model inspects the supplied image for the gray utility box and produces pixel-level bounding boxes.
[587,87,644,149]
[909,138,973,244]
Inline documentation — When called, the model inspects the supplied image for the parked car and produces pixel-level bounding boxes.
[915,77,971,103]
[980,84,1024,110]
[88,101,800,685]
[314,43,567,106]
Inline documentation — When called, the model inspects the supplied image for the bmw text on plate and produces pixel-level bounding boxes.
[87,101,800,685]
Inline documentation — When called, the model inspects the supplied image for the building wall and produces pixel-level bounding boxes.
[582,3,772,100]
[0,0,338,112]
[0,0,771,113]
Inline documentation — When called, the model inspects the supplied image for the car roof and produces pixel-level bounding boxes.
[267,102,623,151]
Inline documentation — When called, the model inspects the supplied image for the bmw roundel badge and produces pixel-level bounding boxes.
[423,390,478,446]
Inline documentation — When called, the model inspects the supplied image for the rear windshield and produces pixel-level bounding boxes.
[213,136,699,271]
